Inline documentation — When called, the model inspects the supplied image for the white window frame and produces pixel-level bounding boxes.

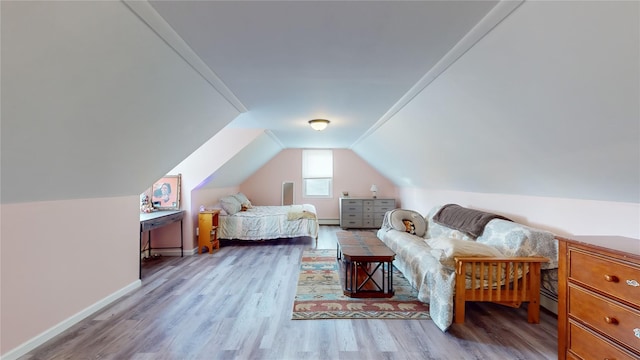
[302,149,333,198]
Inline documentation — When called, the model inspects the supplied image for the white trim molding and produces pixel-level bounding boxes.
[351,0,524,148]
[1,280,141,360]
[122,0,247,113]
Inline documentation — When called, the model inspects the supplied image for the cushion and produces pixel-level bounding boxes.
[232,192,253,208]
[220,196,241,216]
[389,209,427,237]
[426,236,503,268]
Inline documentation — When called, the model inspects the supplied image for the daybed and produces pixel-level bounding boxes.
[215,193,319,241]
[378,204,559,332]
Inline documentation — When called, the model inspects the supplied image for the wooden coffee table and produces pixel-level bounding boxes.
[337,234,395,298]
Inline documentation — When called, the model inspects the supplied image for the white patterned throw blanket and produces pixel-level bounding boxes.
[378,206,558,331]
[218,204,318,240]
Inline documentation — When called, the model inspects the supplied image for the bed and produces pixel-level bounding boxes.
[215,193,319,241]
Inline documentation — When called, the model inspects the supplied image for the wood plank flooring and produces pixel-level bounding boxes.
[21,226,558,359]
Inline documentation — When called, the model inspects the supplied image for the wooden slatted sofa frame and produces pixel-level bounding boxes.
[378,204,559,331]
[454,256,549,324]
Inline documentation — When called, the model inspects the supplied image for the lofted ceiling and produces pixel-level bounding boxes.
[2,0,637,205]
[147,0,499,149]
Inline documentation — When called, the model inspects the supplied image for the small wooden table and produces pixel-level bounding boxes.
[337,235,395,298]
[198,210,220,254]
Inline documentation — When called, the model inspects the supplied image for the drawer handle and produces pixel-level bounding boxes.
[626,279,639,287]
[635,328,640,339]
[604,275,619,283]
[604,316,619,325]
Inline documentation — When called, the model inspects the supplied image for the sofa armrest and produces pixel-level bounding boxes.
[453,256,549,324]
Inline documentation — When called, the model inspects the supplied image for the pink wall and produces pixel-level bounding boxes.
[141,187,241,255]
[1,197,140,357]
[142,128,266,254]
[240,149,399,220]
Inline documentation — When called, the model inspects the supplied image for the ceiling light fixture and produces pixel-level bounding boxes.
[308,119,330,131]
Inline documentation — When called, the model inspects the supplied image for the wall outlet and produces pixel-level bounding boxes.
[196,227,199,236]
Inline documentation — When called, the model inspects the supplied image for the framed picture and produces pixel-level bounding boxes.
[151,174,181,210]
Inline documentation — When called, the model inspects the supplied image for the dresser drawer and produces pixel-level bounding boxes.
[342,207,362,214]
[342,219,362,227]
[569,321,637,360]
[569,285,640,353]
[570,250,640,307]
[374,199,395,207]
[342,199,362,206]
[374,205,394,213]
[342,212,362,220]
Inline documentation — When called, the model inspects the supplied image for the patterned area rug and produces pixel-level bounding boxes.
[291,248,430,320]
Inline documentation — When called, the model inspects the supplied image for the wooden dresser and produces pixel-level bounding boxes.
[558,235,640,359]
[339,197,395,229]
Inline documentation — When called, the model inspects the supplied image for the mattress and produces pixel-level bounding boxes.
[218,204,319,241]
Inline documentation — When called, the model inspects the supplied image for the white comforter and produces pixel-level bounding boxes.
[218,204,319,240]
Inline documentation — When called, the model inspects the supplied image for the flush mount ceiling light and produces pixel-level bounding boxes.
[308,119,330,131]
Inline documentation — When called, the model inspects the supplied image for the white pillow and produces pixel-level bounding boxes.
[426,237,503,268]
[389,209,427,237]
[220,196,241,215]
[232,192,251,205]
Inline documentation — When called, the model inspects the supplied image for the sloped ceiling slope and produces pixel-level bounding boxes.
[1,1,240,204]
[148,0,499,149]
[353,1,639,204]
[198,132,283,189]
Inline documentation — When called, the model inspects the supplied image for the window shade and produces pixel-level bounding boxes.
[302,150,333,178]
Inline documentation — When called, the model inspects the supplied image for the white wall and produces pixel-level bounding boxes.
[354,1,639,238]
[399,188,639,239]
[0,2,242,358]
[355,0,639,204]
[1,0,241,204]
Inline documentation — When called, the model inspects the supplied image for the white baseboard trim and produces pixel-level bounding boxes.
[1,280,141,360]
[147,247,197,257]
[143,248,198,256]
[540,293,558,315]
[319,219,340,225]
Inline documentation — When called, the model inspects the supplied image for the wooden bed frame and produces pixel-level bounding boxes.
[454,256,549,324]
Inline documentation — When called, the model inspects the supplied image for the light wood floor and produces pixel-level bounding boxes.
[22,226,558,360]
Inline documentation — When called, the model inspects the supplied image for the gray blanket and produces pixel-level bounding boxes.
[432,204,512,238]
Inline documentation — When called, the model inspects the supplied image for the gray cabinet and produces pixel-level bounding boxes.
[339,198,395,229]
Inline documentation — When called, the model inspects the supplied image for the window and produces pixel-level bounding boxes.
[302,149,333,198]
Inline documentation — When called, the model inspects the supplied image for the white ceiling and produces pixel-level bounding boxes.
[3,1,637,205]
[148,0,499,148]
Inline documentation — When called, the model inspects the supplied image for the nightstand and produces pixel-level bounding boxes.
[198,210,220,254]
